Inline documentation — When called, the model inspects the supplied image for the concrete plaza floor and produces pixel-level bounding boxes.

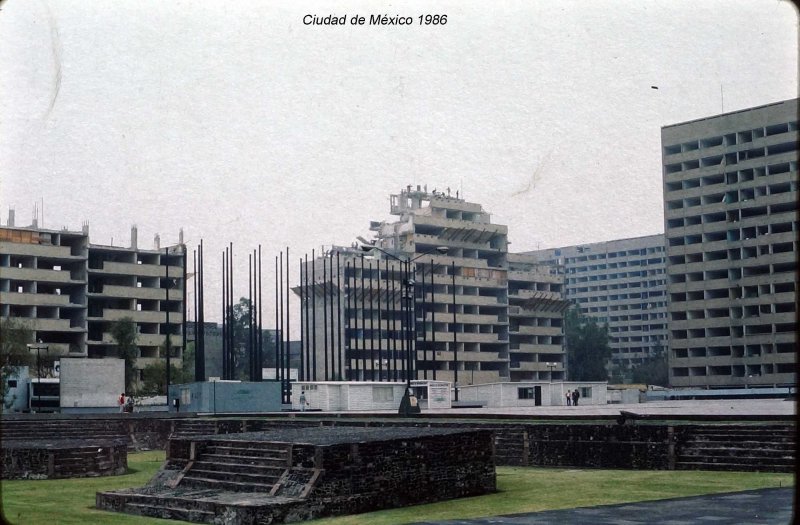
[413,487,795,525]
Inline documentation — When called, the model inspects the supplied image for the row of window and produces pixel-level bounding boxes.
[663,120,798,156]
[665,162,796,191]
[564,246,664,264]
[664,141,798,174]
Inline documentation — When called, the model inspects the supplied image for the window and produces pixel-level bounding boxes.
[180,388,191,405]
[372,386,394,402]
[579,387,592,398]
[7,380,17,388]
[518,387,535,399]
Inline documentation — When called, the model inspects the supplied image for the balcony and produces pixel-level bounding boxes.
[91,261,182,278]
[95,285,167,301]
[0,241,85,259]
[0,292,74,307]
[2,267,82,284]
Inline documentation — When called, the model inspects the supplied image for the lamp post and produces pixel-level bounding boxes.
[26,342,49,411]
[359,244,448,414]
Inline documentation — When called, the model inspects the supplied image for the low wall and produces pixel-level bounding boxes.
[2,439,127,480]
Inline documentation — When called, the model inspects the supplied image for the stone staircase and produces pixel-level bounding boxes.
[178,440,290,492]
[676,425,795,472]
[170,419,218,439]
[1,419,128,444]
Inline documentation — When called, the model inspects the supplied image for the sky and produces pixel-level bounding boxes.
[1,0,797,324]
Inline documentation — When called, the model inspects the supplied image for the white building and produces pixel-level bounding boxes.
[458,381,607,407]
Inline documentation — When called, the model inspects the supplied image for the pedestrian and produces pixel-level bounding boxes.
[565,392,571,406]
[299,391,307,412]
[118,392,125,413]
[572,389,580,406]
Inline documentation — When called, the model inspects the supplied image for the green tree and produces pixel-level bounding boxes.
[110,317,138,392]
[565,307,612,381]
[138,361,187,396]
[0,318,33,403]
[631,347,669,386]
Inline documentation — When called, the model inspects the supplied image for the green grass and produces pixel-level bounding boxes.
[1,452,792,525]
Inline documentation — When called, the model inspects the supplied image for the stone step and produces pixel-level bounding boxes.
[193,455,287,474]
[678,454,795,465]
[185,468,283,484]
[124,502,215,523]
[680,446,793,458]
[205,445,289,458]
[179,475,273,492]
[675,460,794,473]
[200,453,287,466]
[686,438,795,446]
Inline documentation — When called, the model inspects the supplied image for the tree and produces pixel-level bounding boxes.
[0,318,33,402]
[138,361,186,396]
[110,317,138,392]
[631,347,669,386]
[565,307,612,381]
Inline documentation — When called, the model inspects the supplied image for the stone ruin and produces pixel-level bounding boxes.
[96,426,496,524]
[2,438,127,480]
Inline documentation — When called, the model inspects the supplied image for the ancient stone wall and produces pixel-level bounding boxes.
[2,440,127,480]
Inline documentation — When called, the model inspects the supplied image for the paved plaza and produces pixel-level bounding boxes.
[415,487,794,525]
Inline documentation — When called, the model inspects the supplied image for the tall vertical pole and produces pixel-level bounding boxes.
[285,247,291,395]
[390,265,396,381]
[164,247,171,395]
[222,250,227,380]
[274,256,279,385]
[228,243,234,379]
[323,252,329,381]
[345,261,352,380]
[257,245,263,381]
[248,253,253,381]
[182,248,187,369]
[376,260,383,381]
[193,249,199,381]
[279,251,284,402]
[430,257,437,381]
[452,261,458,401]
[198,240,204,381]
[368,260,375,381]
[304,253,310,381]
[420,262,427,380]
[359,256,367,379]
[299,258,305,382]
[311,250,317,381]
[336,252,343,381]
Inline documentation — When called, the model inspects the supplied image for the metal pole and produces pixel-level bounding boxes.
[274,255,280,384]
[360,255,367,379]
[420,262,427,380]
[198,240,205,381]
[336,252,343,381]
[228,243,234,379]
[299,258,305,382]
[193,249,199,381]
[222,250,227,380]
[391,265,397,381]
[376,259,383,381]
[258,245,263,381]
[345,260,352,380]
[405,260,412,388]
[285,246,290,393]
[279,251,284,401]
[368,260,375,381]
[164,247,171,396]
[311,250,317,381]
[452,261,458,401]
[323,251,329,381]
[430,258,437,381]
[249,253,253,381]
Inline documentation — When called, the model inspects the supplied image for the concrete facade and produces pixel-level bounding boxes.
[458,381,607,407]
[59,357,124,410]
[0,223,186,386]
[527,235,668,372]
[293,381,407,411]
[661,98,798,389]
[168,380,282,413]
[294,186,568,391]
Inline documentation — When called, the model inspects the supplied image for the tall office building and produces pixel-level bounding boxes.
[1,221,186,381]
[295,186,568,387]
[528,235,668,373]
[662,99,798,389]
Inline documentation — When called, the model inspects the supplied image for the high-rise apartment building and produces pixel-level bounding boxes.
[1,221,186,381]
[662,99,798,389]
[527,235,668,373]
[295,186,567,387]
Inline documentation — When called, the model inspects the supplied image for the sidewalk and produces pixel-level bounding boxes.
[413,487,794,525]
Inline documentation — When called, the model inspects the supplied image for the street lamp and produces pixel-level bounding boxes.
[546,362,557,383]
[359,243,448,415]
[26,341,49,411]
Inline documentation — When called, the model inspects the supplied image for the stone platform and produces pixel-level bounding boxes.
[1,438,128,480]
[97,427,495,524]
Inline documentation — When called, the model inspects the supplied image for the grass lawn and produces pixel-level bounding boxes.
[1,451,792,525]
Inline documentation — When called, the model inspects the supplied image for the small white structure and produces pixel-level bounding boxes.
[3,366,30,412]
[458,381,607,407]
[293,381,407,411]
[60,357,124,412]
[412,380,452,409]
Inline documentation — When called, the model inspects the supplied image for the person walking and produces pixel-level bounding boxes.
[299,391,307,412]
[118,393,125,413]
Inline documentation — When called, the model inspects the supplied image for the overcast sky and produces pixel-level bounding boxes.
[1,0,797,324]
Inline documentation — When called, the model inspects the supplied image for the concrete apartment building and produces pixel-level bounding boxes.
[1,219,186,382]
[296,186,568,386]
[527,234,668,373]
[662,98,798,389]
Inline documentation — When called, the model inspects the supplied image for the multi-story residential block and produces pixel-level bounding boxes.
[661,98,798,389]
[295,186,568,388]
[1,221,186,382]
[528,235,668,372]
